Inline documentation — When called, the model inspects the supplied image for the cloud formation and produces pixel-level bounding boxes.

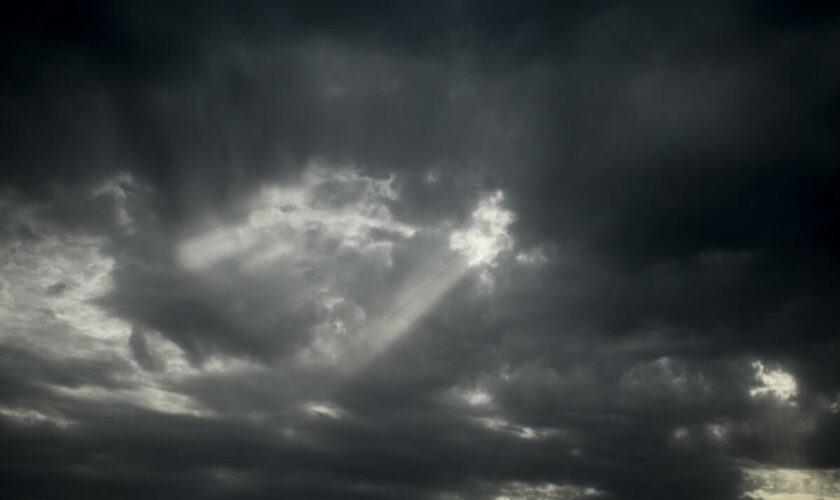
[1,1,839,499]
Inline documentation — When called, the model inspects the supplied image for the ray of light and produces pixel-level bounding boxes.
[337,254,470,374]
[172,169,515,386]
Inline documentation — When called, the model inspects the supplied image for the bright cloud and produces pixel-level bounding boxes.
[750,361,798,403]
[741,467,840,500]
[493,481,602,500]
[0,406,74,428]
[177,164,414,272]
[0,196,216,422]
[0,208,130,348]
[49,383,212,417]
[303,401,346,420]
[449,190,514,267]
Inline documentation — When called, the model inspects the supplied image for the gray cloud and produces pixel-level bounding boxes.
[1,1,839,499]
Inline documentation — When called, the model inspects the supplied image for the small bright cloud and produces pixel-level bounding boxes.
[707,423,727,440]
[515,247,548,266]
[0,406,74,428]
[303,401,345,419]
[493,481,602,500]
[464,388,492,406]
[450,385,492,407]
[449,190,514,267]
[750,361,798,403]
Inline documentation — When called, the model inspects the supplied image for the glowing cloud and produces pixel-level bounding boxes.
[0,195,216,423]
[334,190,516,370]
[0,406,74,428]
[177,165,414,272]
[303,401,346,420]
[49,384,212,418]
[750,361,798,403]
[449,190,514,267]
[492,481,602,500]
[0,216,130,347]
[741,467,840,500]
[174,168,518,372]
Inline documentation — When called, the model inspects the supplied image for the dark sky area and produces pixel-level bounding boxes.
[1,1,840,499]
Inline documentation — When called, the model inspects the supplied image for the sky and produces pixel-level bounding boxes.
[1,1,839,499]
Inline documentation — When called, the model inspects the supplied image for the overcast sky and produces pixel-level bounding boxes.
[1,2,840,499]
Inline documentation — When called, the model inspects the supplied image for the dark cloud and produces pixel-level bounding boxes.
[1,1,839,499]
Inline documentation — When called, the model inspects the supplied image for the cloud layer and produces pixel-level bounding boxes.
[1,2,839,499]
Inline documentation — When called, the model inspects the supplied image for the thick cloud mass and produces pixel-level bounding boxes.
[2,2,839,499]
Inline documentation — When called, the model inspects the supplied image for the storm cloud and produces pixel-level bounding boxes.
[1,1,839,499]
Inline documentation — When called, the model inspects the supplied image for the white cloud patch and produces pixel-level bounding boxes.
[707,422,728,441]
[0,195,217,420]
[463,388,492,407]
[446,384,494,408]
[177,164,413,272]
[492,481,602,500]
[449,190,514,268]
[741,466,840,500]
[0,406,74,428]
[0,211,130,348]
[303,401,346,420]
[49,383,212,418]
[750,361,798,403]
[829,394,840,414]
